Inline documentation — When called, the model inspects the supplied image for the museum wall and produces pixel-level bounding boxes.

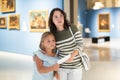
[1,0,120,56]
[0,0,63,55]
[86,7,120,38]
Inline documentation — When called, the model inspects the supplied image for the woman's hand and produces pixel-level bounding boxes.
[66,55,74,62]
[66,50,79,62]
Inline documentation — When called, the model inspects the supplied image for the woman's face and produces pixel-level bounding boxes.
[52,11,64,28]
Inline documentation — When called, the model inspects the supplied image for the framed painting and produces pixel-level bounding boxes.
[98,13,110,32]
[29,10,48,32]
[8,14,19,30]
[0,0,15,13]
[0,16,6,28]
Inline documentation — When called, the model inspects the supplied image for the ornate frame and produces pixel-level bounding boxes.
[8,14,19,30]
[98,13,110,32]
[0,0,15,13]
[0,16,6,28]
[29,10,48,32]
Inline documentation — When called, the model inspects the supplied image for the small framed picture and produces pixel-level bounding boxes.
[8,14,20,30]
[0,16,6,28]
[0,0,15,13]
[29,10,48,32]
[98,13,110,32]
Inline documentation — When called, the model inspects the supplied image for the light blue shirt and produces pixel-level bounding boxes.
[32,50,59,80]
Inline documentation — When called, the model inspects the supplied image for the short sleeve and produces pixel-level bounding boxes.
[34,50,59,65]
[33,50,45,60]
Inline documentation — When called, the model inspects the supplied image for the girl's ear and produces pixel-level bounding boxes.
[40,42,44,50]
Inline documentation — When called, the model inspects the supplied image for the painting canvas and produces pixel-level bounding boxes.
[0,16,6,28]
[29,10,48,32]
[98,14,110,32]
[8,14,19,30]
[0,0,15,12]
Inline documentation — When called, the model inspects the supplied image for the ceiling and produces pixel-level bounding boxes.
[87,0,120,9]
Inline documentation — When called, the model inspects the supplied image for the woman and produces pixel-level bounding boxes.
[48,8,84,80]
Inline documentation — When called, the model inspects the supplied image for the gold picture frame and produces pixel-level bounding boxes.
[0,16,6,28]
[98,13,110,32]
[8,14,19,30]
[29,10,48,32]
[0,0,15,13]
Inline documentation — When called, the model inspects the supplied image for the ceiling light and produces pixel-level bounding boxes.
[93,2,104,10]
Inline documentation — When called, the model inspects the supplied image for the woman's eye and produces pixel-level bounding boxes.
[54,16,58,19]
[60,14,63,17]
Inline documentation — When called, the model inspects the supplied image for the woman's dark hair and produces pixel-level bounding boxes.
[48,8,71,35]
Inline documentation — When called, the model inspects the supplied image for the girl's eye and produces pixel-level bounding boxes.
[47,39,55,43]
[48,40,50,43]
[52,40,55,42]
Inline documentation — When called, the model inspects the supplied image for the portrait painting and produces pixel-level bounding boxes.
[0,0,15,12]
[0,16,6,28]
[29,10,48,32]
[8,14,19,30]
[98,13,110,32]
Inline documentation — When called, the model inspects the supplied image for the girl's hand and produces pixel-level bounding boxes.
[54,71,60,80]
[53,63,59,71]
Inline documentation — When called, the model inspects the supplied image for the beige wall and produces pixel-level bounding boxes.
[87,0,120,9]
[64,0,78,26]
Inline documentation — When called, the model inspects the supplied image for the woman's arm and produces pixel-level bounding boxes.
[67,25,84,62]
[35,56,59,73]
[66,50,79,62]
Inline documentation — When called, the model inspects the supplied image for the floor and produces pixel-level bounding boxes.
[83,38,120,80]
[0,38,120,80]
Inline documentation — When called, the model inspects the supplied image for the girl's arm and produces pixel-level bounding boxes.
[35,55,59,73]
[54,71,60,80]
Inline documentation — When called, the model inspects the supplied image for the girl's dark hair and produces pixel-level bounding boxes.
[48,8,71,35]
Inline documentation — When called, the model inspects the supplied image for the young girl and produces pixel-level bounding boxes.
[32,31,60,80]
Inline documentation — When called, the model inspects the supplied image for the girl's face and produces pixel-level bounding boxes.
[52,11,64,28]
[43,35,56,50]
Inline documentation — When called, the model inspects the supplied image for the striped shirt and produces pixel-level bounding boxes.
[55,25,84,69]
